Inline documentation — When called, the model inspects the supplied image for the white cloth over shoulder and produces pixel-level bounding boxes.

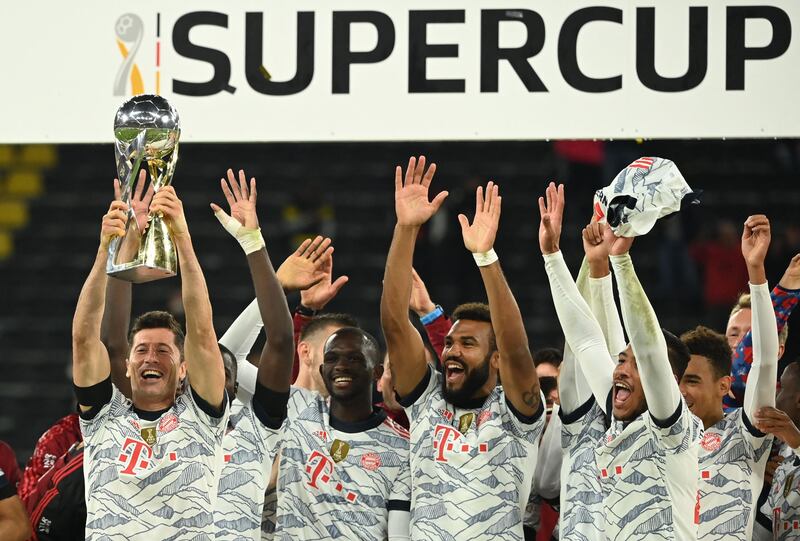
[593,157,699,237]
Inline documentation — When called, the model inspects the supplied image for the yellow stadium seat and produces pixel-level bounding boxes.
[0,231,12,260]
[19,145,57,168]
[0,146,14,168]
[6,171,43,198]
[0,201,28,229]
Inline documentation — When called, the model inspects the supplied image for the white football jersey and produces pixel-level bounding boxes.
[401,366,545,540]
[697,408,772,540]
[595,399,703,540]
[764,444,800,540]
[274,387,411,540]
[81,385,228,540]
[559,397,607,541]
[215,398,282,540]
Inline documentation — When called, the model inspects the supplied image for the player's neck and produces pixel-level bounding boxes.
[329,394,373,424]
[702,409,724,430]
[132,393,175,413]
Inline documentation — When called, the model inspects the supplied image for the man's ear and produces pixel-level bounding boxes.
[720,375,732,397]
[491,350,500,370]
[125,358,131,378]
[298,341,312,367]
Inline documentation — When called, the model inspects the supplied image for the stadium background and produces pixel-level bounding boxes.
[0,138,798,461]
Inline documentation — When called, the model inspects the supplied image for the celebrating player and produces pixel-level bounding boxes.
[682,214,778,540]
[209,169,296,540]
[539,181,702,540]
[72,184,228,540]
[381,156,544,539]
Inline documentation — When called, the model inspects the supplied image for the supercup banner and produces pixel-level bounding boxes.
[0,0,798,142]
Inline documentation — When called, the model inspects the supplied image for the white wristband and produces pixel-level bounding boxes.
[214,209,265,255]
[472,248,498,267]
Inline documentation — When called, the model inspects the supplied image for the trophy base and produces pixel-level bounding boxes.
[108,263,176,284]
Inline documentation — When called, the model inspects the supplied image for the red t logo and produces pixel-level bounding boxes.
[118,437,153,475]
[433,424,462,463]
[306,450,334,488]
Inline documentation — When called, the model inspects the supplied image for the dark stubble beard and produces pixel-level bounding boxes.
[442,351,492,408]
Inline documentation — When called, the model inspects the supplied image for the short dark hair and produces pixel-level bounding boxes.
[451,302,496,351]
[680,326,732,380]
[534,347,563,368]
[128,311,184,355]
[300,313,360,342]
[218,343,238,381]
[325,327,381,368]
[663,329,691,379]
[539,376,558,405]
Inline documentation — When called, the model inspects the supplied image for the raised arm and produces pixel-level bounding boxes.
[741,215,778,419]
[212,169,296,394]
[410,267,451,366]
[459,181,539,416]
[380,156,448,397]
[151,185,225,408]
[101,174,154,398]
[72,196,129,396]
[608,231,680,422]
[538,183,614,414]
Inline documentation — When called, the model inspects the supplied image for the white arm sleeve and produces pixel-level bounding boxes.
[558,259,592,414]
[543,252,615,411]
[743,281,779,419]
[218,298,262,402]
[388,510,411,541]
[610,253,680,421]
[588,274,627,357]
[533,404,563,500]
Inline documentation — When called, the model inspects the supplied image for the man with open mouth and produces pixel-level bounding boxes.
[381,156,544,540]
[72,183,228,540]
[539,181,702,541]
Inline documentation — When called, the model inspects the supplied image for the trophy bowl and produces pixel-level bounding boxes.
[107,94,181,283]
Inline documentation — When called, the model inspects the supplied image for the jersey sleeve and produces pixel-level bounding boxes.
[501,389,545,445]
[398,364,438,422]
[737,409,773,464]
[79,384,125,440]
[388,450,412,510]
[646,399,702,455]
[186,386,229,436]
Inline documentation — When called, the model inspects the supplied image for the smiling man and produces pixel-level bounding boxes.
[681,215,778,540]
[72,185,228,540]
[538,182,702,540]
[381,157,544,540]
[272,326,411,540]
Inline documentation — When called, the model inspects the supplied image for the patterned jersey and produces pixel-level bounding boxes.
[697,408,772,540]
[596,398,703,540]
[726,285,799,411]
[559,398,606,541]
[400,365,545,541]
[765,444,800,540]
[274,387,411,540]
[80,385,228,540]
[216,399,282,541]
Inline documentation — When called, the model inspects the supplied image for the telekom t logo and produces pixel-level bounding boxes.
[306,450,334,488]
[118,437,153,475]
[433,424,462,463]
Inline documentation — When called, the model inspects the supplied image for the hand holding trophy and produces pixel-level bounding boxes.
[107,94,180,282]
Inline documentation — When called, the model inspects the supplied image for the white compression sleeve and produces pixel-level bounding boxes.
[218,298,263,402]
[588,273,627,357]
[558,259,592,414]
[543,251,615,411]
[388,510,411,541]
[533,404,563,500]
[610,253,680,421]
[743,281,779,420]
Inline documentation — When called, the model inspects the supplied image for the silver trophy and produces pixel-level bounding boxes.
[107,94,180,282]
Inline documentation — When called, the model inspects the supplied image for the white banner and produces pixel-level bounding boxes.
[1,1,797,142]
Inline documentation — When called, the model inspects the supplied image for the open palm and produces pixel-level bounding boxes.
[277,236,332,291]
[459,182,501,253]
[395,156,448,227]
[212,168,258,229]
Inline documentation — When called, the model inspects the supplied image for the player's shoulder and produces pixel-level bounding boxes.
[378,415,410,441]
